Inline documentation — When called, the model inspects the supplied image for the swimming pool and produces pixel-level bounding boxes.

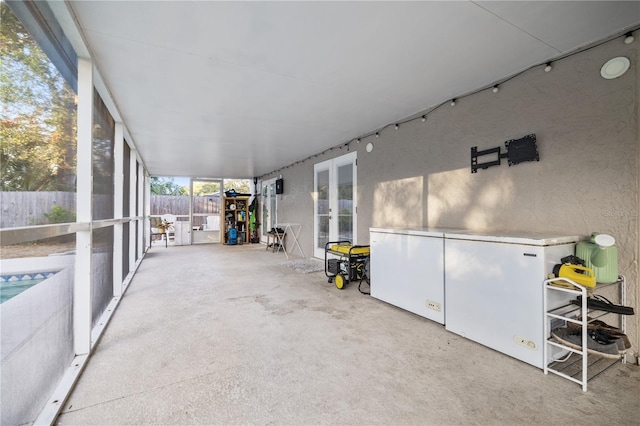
[0,272,57,303]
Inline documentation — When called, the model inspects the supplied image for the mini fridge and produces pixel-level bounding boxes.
[444,231,578,369]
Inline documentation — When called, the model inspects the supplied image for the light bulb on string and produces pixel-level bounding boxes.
[624,32,635,44]
[544,63,552,72]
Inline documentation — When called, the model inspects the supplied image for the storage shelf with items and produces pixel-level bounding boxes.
[223,196,249,245]
[543,275,629,391]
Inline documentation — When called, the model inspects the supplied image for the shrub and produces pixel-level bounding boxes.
[44,205,76,224]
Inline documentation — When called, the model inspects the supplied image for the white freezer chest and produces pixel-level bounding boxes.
[444,232,578,369]
[370,228,446,324]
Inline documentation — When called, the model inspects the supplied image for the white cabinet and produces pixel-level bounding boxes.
[444,232,577,369]
[173,221,190,245]
[370,228,445,324]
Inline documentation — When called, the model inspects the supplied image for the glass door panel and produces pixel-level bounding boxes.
[337,163,353,241]
[314,152,356,258]
[270,182,277,229]
[261,183,269,240]
[191,179,222,244]
[316,168,330,257]
[260,178,277,242]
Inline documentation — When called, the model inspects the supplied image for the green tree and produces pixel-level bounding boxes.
[224,179,252,194]
[150,177,188,195]
[193,182,220,196]
[0,2,77,191]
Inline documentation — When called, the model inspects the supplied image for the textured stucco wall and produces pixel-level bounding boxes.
[636,33,640,360]
[263,36,639,356]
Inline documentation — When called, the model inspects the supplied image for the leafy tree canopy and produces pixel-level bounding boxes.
[224,179,251,195]
[150,177,188,195]
[193,182,220,196]
[151,178,252,196]
[1,2,77,192]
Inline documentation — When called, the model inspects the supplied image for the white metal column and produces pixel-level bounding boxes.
[129,150,137,270]
[74,58,93,356]
[139,166,148,257]
[113,122,124,298]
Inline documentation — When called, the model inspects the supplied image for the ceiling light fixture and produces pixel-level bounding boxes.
[375,132,380,138]
[492,85,499,93]
[450,99,456,106]
[544,63,552,72]
[624,32,635,44]
[421,115,426,122]
[394,124,399,130]
[600,56,630,79]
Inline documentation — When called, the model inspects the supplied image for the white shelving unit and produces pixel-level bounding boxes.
[543,275,627,391]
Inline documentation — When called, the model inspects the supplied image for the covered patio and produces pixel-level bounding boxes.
[57,244,640,425]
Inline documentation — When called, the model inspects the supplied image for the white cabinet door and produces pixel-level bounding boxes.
[174,221,190,245]
[370,231,445,324]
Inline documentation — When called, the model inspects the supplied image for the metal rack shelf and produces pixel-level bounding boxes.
[543,275,626,391]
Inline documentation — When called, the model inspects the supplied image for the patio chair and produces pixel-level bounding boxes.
[160,214,176,243]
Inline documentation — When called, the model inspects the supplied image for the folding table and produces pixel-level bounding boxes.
[274,223,304,259]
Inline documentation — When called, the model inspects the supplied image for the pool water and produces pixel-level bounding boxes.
[0,276,52,304]
[1,279,45,303]
[0,279,47,303]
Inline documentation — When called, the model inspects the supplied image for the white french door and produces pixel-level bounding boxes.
[313,152,357,258]
[260,178,278,243]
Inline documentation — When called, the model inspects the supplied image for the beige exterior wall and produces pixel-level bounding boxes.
[264,36,639,357]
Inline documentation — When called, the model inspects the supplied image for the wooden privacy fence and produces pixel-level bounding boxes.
[151,195,220,228]
[151,195,220,215]
[1,192,221,228]
[150,195,188,215]
[1,191,76,228]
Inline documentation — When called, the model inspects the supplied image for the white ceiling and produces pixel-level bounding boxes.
[67,1,640,179]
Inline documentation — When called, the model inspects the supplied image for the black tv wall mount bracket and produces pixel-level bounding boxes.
[471,133,539,173]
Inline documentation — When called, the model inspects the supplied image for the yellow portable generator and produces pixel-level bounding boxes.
[324,241,370,294]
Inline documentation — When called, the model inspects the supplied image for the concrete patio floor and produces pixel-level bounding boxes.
[57,243,640,425]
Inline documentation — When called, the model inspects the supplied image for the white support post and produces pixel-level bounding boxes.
[188,178,193,245]
[129,150,137,271]
[138,164,147,258]
[113,122,124,298]
[74,58,93,356]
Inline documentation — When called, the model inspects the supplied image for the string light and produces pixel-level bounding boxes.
[624,32,635,44]
[260,31,633,179]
